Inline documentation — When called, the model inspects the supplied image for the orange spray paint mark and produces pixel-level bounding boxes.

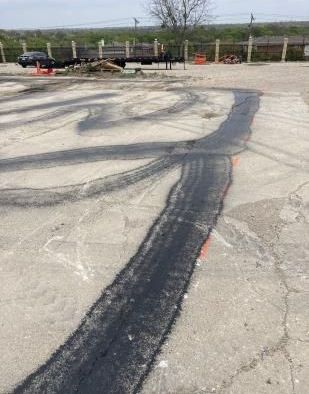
[232,156,240,167]
[199,236,212,259]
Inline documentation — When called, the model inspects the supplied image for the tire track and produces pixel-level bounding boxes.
[0,156,180,207]
[76,91,199,135]
[0,141,192,173]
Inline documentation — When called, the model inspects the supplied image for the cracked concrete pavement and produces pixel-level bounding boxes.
[142,67,309,394]
[0,63,309,393]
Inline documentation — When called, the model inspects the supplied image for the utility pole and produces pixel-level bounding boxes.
[133,17,140,57]
[133,18,140,45]
[248,13,255,38]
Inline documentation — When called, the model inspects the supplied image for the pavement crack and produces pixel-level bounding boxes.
[291,338,309,344]
[290,180,309,196]
[215,210,297,393]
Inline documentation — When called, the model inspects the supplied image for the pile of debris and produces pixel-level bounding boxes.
[83,59,123,72]
[64,58,125,73]
[219,55,241,64]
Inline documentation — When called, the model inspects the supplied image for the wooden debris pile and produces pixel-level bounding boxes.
[219,55,241,64]
[86,59,123,72]
[67,58,123,73]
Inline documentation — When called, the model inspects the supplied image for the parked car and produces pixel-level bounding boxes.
[18,52,56,68]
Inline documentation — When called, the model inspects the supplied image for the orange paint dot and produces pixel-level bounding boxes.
[199,237,212,259]
[232,156,240,167]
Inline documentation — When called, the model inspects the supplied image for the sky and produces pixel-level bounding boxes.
[1,0,309,30]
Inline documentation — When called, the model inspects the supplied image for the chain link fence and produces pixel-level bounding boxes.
[287,43,308,61]
[1,40,308,64]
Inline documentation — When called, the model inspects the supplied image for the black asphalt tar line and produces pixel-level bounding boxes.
[13,90,260,394]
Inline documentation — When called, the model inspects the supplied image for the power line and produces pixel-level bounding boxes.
[212,15,309,24]
[3,13,309,31]
[8,17,152,30]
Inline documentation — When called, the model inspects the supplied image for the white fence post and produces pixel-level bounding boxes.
[22,42,27,54]
[184,40,189,62]
[281,37,289,62]
[47,42,52,58]
[215,39,220,63]
[0,42,6,63]
[125,41,130,58]
[247,36,253,63]
[72,41,77,59]
[98,42,103,59]
[154,39,158,57]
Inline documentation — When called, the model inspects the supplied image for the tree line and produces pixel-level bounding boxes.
[1,23,309,48]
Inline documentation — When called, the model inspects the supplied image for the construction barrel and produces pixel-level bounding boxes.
[194,54,207,65]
